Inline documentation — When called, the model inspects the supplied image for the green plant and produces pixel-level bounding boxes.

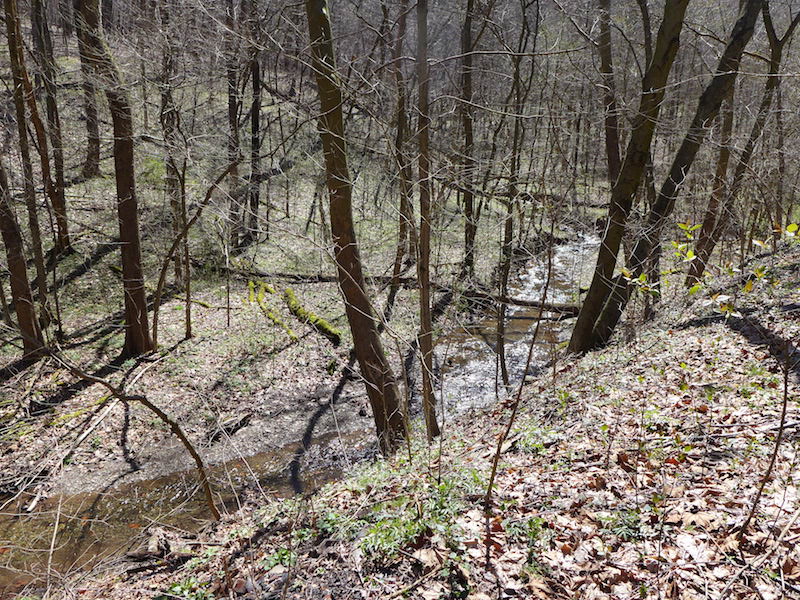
[184,546,221,571]
[359,513,427,559]
[505,515,547,547]
[356,475,468,563]
[262,547,296,569]
[155,576,214,600]
[514,425,557,455]
[317,510,362,540]
[600,509,642,541]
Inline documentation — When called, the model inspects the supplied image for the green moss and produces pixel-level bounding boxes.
[248,280,276,304]
[247,281,296,342]
[50,394,111,427]
[0,419,33,442]
[283,287,342,346]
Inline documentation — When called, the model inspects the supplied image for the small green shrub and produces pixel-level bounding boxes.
[600,509,642,541]
[155,576,214,600]
[262,547,296,569]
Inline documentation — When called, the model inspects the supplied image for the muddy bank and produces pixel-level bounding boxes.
[0,429,375,596]
[0,231,598,592]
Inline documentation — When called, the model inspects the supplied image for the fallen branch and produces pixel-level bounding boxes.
[283,287,341,346]
[48,351,221,520]
[199,262,580,315]
[719,504,800,598]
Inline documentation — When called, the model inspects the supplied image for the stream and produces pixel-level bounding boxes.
[437,234,598,410]
[0,235,598,596]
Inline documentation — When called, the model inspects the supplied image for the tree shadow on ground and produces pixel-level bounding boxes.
[289,351,357,494]
[677,306,800,380]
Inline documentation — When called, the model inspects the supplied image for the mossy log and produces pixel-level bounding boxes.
[283,287,342,346]
[247,280,297,342]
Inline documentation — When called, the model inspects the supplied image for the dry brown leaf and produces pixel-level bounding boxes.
[412,548,441,570]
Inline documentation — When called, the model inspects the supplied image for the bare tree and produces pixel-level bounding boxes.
[304,0,408,454]
[32,0,71,253]
[416,0,441,440]
[76,0,154,356]
[687,1,800,285]
[73,0,101,178]
[569,0,691,353]
[0,158,44,360]
[589,0,764,346]
[4,0,51,326]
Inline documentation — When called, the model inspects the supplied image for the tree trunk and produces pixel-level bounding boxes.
[685,89,734,287]
[415,0,441,441]
[459,0,477,281]
[4,0,51,327]
[77,0,154,356]
[73,0,101,178]
[226,0,242,249]
[388,0,415,308]
[598,0,621,186]
[496,202,513,388]
[591,0,763,347]
[688,3,800,284]
[32,0,71,253]
[304,0,408,454]
[159,0,183,287]
[568,0,690,353]
[245,1,262,244]
[0,157,44,360]
[775,82,785,236]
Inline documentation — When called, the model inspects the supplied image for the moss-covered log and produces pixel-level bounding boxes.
[246,280,297,342]
[283,287,342,346]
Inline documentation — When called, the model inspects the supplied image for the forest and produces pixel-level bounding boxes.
[0,0,798,597]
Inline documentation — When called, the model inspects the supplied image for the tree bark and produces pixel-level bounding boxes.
[32,0,71,253]
[304,0,408,454]
[4,0,51,327]
[687,2,800,284]
[459,0,477,281]
[416,0,441,441]
[598,0,621,186]
[685,89,734,287]
[568,0,690,354]
[159,0,183,287]
[0,157,44,359]
[244,0,262,244]
[73,0,101,178]
[77,0,154,356]
[591,0,764,347]
[226,0,242,249]
[388,0,416,308]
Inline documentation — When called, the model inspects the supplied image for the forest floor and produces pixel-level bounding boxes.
[54,241,800,600]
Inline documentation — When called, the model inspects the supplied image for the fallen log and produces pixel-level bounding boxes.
[199,262,580,316]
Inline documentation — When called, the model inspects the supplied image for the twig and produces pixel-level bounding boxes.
[483,221,556,568]
[738,340,791,541]
[719,504,800,598]
[152,160,239,346]
[385,569,438,599]
[47,351,221,520]
[45,493,63,589]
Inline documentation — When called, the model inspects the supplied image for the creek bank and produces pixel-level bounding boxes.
[0,227,597,593]
[72,243,800,600]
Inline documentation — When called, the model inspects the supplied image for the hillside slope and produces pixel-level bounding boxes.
[64,244,800,599]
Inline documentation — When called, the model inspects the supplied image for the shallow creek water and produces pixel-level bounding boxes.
[437,234,598,410]
[0,236,597,594]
